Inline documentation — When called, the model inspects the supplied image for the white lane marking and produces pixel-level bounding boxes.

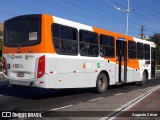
[88,97,103,101]
[99,85,160,120]
[115,93,123,96]
[49,104,73,111]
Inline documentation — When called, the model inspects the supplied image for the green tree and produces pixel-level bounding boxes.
[149,33,160,64]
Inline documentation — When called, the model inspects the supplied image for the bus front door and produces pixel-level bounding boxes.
[116,40,127,83]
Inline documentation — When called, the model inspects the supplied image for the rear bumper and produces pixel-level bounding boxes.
[3,73,49,88]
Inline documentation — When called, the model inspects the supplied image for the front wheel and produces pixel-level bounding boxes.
[139,71,147,86]
[95,73,108,94]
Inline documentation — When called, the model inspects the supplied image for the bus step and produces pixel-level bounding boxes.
[115,82,125,85]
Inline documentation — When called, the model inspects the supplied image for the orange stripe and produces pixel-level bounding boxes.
[92,27,140,70]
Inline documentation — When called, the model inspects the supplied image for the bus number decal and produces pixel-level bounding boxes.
[86,63,92,68]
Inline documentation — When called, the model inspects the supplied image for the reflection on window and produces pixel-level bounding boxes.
[80,30,98,57]
[128,41,136,59]
[100,34,114,57]
[137,42,143,59]
[4,16,41,47]
[144,44,150,60]
[52,24,78,55]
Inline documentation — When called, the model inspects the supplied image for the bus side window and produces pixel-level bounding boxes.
[80,30,98,57]
[100,34,115,58]
[52,24,78,55]
[144,44,150,60]
[52,24,61,53]
[137,42,143,60]
[128,41,136,59]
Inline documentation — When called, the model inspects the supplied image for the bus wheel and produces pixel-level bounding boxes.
[139,71,147,86]
[96,73,108,94]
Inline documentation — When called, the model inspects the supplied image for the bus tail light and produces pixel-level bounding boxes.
[2,57,7,76]
[37,55,45,78]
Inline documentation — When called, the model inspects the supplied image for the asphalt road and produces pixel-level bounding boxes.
[0,72,160,120]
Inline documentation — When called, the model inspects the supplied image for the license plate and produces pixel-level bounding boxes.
[17,72,24,77]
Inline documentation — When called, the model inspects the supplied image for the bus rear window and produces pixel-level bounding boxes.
[4,15,41,47]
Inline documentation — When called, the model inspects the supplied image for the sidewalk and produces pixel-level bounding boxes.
[115,88,160,120]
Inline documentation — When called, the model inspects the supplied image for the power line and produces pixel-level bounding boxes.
[62,0,123,24]
[63,0,142,29]
[38,0,127,29]
[40,0,118,24]
[5,0,115,27]
[110,0,127,9]
[113,0,135,35]
[78,0,126,22]
[3,0,155,33]
[99,0,159,32]
[152,0,160,7]
[39,0,141,36]
[6,0,44,13]
[110,0,160,26]
[0,0,158,37]
[0,9,17,16]
[131,0,160,20]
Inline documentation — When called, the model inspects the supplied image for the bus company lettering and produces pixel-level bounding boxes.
[7,55,22,59]
[25,55,35,60]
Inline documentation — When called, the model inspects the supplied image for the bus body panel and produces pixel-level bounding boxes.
[3,73,49,88]
[3,54,42,79]
[2,14,156,89]
[133,37,153,80]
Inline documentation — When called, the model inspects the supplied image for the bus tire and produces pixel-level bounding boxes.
[139,71,147,86]
[96,73,108,94]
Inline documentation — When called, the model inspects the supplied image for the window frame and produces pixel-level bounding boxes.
[144,44,150,60]
[99,34,115,58]
[128,40,137,59]
[137,42,144,60]
[4,14,41,47]
[79,29,99,57]
[52,23,78,56]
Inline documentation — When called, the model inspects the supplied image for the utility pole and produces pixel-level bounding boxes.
[140,25,145,39]
[126,0,130,36]
[113,0,134,35]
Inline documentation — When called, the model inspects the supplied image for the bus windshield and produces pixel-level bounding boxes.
[4,15,41,47]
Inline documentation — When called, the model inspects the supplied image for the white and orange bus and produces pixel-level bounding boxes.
[2,14,156,93]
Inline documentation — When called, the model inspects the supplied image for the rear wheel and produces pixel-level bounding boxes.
[139,71,147,86]
[96,73,108,94]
